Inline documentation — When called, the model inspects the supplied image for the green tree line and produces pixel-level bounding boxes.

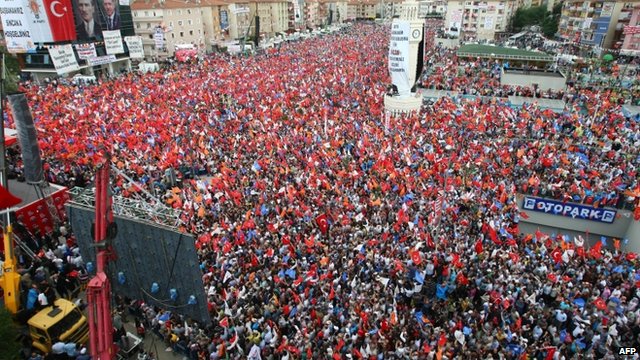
[512,3,562,38]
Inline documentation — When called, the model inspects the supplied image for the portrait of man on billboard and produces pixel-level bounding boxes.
[74,0,102,39]
[100,0,120,31]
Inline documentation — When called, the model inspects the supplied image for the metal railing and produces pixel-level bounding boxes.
[68,187,182,230]
[456,52,553,61]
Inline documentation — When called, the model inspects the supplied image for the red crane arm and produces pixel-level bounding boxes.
[87,156,116,360]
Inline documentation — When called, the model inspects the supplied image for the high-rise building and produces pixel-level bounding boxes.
[557,0,627,49]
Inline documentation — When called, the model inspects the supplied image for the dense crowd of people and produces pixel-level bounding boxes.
[4,23,640,359]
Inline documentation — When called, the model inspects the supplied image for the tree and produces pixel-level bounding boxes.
[512,6,547,31]
[1,49,21,94]
[0,307,22,360]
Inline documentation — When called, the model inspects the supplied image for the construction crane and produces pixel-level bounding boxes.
[86,155,117,360]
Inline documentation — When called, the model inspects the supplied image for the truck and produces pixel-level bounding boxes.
[27,299,90,354]
[1,225,89,355]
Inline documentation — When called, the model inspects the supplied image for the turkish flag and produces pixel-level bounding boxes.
[0,184,22,210]
[411,250,422,265]
[315,213,330,235]
[43,0,77,41]
[590,241,603,259]
[594,298,607,310]
[219,317,229,327]
[550,247,563,264]
[474,239,483,254]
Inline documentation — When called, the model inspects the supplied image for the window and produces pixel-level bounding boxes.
[134,11,138,16]
[169,21,173,27]
[188,20,192,25]
[187,9,191,14]
[146,22,151,28]
[144,11,148,16]
[149,34,153,39]
[172,33,175,38]
[178,10,182,15]
[153,11,156,16]
[168,10,172,15]
[136,23,140,28]
[178,20,183,26]
[180,31,184,37]
[189,30,193,35]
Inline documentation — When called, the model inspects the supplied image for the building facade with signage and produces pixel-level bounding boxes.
[0,0,138,80]
[131,0,288,59]
[556,0,630,49]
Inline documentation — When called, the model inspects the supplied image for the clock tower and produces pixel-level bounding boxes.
[384,0,424,114]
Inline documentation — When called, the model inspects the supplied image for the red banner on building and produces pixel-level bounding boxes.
[43,0,77,41]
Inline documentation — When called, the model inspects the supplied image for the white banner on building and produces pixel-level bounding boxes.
[124,36,144,59]
[484,17,494,30]
[154,27,164,49]
[0,0,36,53]
[601,2,614,17]
[23,0,53,42]
[48,44,79,74]
[388,20,411,97]
[292,0,301,23]
[103,29,125,54]
[87,54,117,66]
[75,43,97,60]
[229,3,250,14]
[583,17,592,30]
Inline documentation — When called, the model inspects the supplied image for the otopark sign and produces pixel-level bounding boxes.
[522,196,617,224]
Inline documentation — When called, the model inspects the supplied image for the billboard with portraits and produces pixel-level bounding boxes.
[71,0,133,41]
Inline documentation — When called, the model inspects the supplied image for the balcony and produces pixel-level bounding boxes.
[135,27,161,35]
[134,14,163,21]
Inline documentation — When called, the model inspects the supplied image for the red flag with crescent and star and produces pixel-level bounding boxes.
[43,0,77,41]
[315,213,330,235]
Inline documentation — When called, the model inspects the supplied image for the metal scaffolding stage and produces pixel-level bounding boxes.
[67,187,182,230]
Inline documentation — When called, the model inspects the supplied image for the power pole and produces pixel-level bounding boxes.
[0,52,8,227]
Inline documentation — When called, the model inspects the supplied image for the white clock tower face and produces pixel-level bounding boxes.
[412,29,421,39]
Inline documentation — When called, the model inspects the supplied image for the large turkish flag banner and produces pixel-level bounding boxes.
[43,0,77,41]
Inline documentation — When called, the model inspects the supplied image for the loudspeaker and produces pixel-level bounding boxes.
[254,16,260,46]
[7,93,44,184]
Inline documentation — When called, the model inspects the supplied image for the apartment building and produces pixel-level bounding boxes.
[419,0,447,15]
[222,1,289,39]
[621,4,640,55]
[317,0,348,25]
[556,0,634,49]
[304,0,322,27]
[445,0,522,40]
[346,0,378,20]
[132,0,214,58]
[132,0,288,58]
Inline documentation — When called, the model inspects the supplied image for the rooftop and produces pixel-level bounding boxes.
[457,44,553,62]
[131,0,286,10]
